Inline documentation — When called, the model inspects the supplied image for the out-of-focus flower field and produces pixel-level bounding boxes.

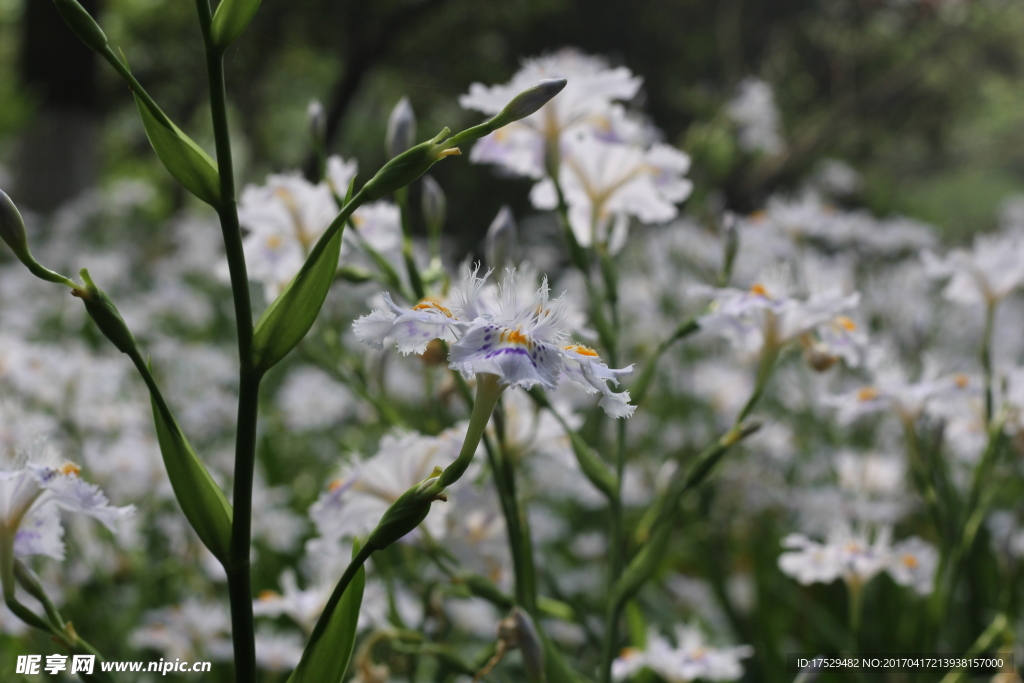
[5,1,1024,682]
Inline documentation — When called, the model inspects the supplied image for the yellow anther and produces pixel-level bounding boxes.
[902,554,919,569]
[59,463,81,477]
[563,344,599,357]
[502,329,532,346]
[835,316,857,331]
[266,234,283,250]
[953,374,969,388]
[413,299,454,318]
[258,590,280,601]
[857,387,879,402]
[328,478,346,492]
[750,283,769,297]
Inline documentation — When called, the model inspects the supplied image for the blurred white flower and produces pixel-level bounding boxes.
[238,172,337,301]
[613,625,753,682]
[254,626,304,672]
[924,231,1024,306]
[779,523,892,589]
[308,428,470,544]
[727,77,785,156]
[694,270,861,361]
[235,156,402,301]
[828,353,973,424]
[886,537,938,595]
[461,48,643,179]
[530,130,692,252]
[275,366,355,432]
[130,598,233,662]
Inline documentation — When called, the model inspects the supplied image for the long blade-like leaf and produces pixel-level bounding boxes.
[288,542,366,683]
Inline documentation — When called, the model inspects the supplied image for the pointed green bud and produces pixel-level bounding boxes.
[385,97,416,160]
[210,0,264,49]
[509,608,545,682]
[72,269,138,355]
[447,79,568,149]
[0,190,76,287]
[52,0,108,52]
[488,78,566,129]
[360,128,460,202]
[365,468,444,551]
[0,189,29,263]
[421,175,446,238]
[485,206,518,269]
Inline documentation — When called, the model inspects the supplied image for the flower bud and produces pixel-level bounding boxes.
[72,269,138,356]
[510,608,545,682]
[307,99,326,149]
[360,128,460,202]
[385,97,416,160]
[485,206,518,269]
[0,190,76,287]
[52,0,108,53]
[365,467,444,551]
[0,189,29,263]
[802,341,839,372]
[487,79,567,129]
[421,175,446,237]
[446,79,568,150]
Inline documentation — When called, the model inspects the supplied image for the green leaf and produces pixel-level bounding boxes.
[149,383,233,563]
[251,225,343,372]
[210,0,263,49]
[133,94,220,206]
[288,541,365,683]
[251,176,357,372]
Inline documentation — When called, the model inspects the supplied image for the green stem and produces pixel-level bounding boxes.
[226,370,262,683]
[195,1,259,681]
[599,600,626,683]
[436,374,504,489]
[394,186,426,300]
[487,407,538,612]
[630,314,701,407]
[981,300,996,426]
[847,579,863,653]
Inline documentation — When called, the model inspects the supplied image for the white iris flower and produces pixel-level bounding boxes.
[352,266,635,417]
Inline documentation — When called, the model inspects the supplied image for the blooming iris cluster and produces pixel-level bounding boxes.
[461,49,692,252]
[779,524,938,595]
[353,266,636,417]
[235,156,402,300]
[612,625,753,682]
[694,271,863,363]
